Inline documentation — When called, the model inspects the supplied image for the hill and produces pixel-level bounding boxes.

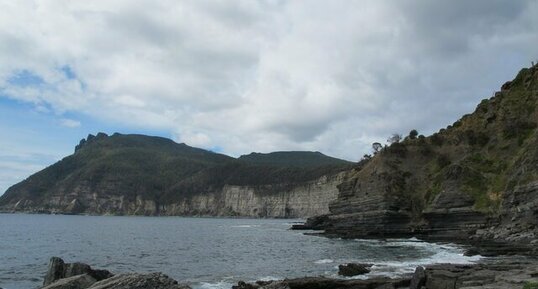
[303,64,538,253]
[238,151,352,167]
[0,133,352,217]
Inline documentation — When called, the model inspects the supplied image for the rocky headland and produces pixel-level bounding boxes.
[295,65,538,258]
[0,135,351,218]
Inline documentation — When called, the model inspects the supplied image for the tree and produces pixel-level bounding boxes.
[372,142,382,154]
[409,129,418,140]
[387,133,402,144]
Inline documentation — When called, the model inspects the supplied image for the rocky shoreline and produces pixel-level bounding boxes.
[36,255,538,289]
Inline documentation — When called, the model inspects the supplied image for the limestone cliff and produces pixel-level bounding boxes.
[0,134,352,218]
[6,172,346,218]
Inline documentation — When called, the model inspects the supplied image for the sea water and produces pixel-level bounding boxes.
[0,214,480,289]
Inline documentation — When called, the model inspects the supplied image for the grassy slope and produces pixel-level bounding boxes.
[355,65,538,215]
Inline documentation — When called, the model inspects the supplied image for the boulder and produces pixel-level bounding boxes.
[88,273,191,289]
[43,257,113,286]
[44,257,66,286]
[338,263,372,276]
[41,274,97,289]
[409,266,425,289]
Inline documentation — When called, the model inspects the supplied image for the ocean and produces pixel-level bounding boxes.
[0,214,480,289]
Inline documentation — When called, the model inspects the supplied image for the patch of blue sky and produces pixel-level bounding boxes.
[60,65,76,80]
[6,70,45,87]
[0,96,173,194]
[209,145,224,154]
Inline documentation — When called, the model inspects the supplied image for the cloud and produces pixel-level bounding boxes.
[0,0,537,162]
[60,118,81,128]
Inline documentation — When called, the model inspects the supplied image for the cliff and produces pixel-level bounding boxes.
[305,64,538,251]
[0,134,352,218]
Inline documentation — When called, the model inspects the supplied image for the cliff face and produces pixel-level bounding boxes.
[162,173,346,217]
[6,172,346,218]
[309,65,538,248]
[0,134,352,218]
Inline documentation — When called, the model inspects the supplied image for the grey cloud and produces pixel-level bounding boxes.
[0,1,537,162]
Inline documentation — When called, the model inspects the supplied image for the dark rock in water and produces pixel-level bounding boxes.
[463,247,480,256]
[43,257,113,286]
[88,273,190,289]
[232,281,260,289]
[337,263,372,276]
[44,257,66,286]
[41,274,97,289]
[40,258,190,289]
[290,214,330,230]
[409,266,425,289]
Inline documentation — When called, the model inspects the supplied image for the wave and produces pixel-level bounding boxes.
[230,225,261,228]
[314,259,334,264]
[335,239,481,279]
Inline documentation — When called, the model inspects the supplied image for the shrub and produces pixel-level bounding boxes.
[431,134,444,146]
[409,129,418,140]
[386,142,407,157]
[437,154,451,168]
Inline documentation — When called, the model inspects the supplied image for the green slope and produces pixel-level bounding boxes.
[0,133,352,206]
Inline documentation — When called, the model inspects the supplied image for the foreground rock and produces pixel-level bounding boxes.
[233,276,410,289]
[43,257,113,286]
[236,256,538,289]
[338,263,372,276]
[41,257,191,289]
[42,274,97,289]
[87,273,190,289]
[409,256,538,289]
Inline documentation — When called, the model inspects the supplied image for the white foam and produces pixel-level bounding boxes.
[257,276,282,281]
[346,240,482,279]
[314,259,334,264]
[230,225,261,228]
[195,281,234,289]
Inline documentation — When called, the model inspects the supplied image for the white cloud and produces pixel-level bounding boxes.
[0,0,537,161]
[59,118,81,128]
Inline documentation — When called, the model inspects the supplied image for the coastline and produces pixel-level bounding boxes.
[35,254,538,289]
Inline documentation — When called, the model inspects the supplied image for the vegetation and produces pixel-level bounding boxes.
[349,65,538,214]
[524,282,538,289]
[0,134,353,205]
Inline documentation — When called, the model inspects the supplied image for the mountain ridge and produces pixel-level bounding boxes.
[0,133,353,217]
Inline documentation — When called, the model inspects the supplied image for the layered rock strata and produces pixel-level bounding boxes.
[5,172,345,218]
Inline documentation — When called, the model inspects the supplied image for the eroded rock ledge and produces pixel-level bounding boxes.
[39,256,538,289]
[234,257,538,289]
[40,257,190,289]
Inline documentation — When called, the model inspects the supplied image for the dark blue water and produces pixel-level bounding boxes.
[0,214,479,289]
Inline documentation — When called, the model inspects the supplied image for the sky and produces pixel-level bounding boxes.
[0,1,537,195]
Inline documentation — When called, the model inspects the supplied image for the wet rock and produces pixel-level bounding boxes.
[43,257,113,286]
[463,247,480,256]
[236,276,410,289]
[41,274,97,289]
[44,257,66,286]
[409,266,425,289]
[338,263,372,276]
[291,215,330,230]
[88,273,191,289]
[232,281,260,289]
[421,257,538,289]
